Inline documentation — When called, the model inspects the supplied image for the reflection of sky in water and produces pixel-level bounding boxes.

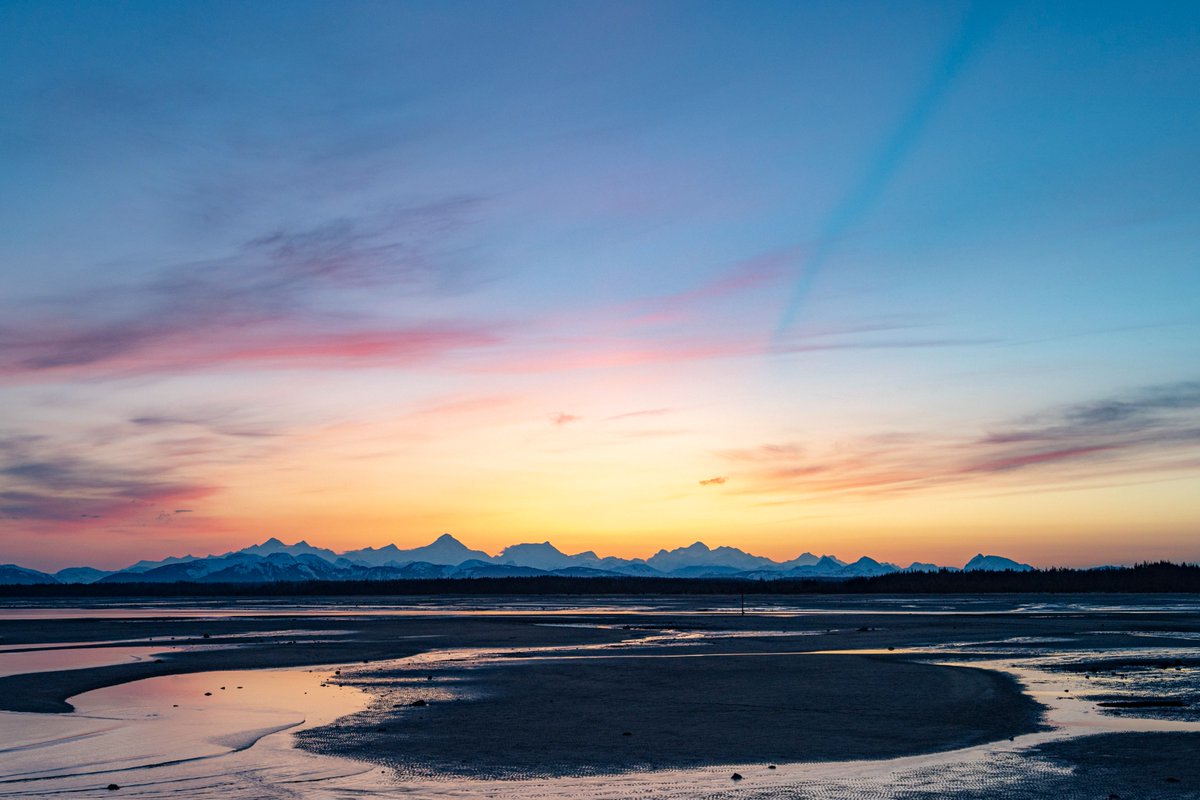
[0,667,370,793]
[5,596,1200,621]
[1,602,1199,798]
[0,645,171,678]
[0,632,353,678]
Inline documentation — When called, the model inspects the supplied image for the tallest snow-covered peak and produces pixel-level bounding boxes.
[235,537,336,560]
[342,533,492,567]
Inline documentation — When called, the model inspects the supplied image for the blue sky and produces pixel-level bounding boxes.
[1,1,1198,569]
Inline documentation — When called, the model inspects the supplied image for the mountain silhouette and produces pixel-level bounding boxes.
[343,533,493,566]
[963,554,1034,572]
[1,534,1046,585]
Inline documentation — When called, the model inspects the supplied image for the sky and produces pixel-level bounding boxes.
[1,1,1199,571]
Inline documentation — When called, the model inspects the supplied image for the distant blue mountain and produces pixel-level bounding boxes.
[0,564,59,585]
[344,533,494,567]
[902,562,945,573]
[963,554,1034,572]
[200,553,346,583]
[664,563,752,578]
[361,561,454,579]
[450,559,547,578]
[549,566,627,578]
[124,553,203,573]
[645,541,778,573]
[594,557,661,577]
[102,557,237,583]
[496,542,609,571]
[22,534,1044,585]
[233,537,339,562]
[54,566,113,584]
[837,556,900,577]
[783,555,851,577]
[778,551,838,569]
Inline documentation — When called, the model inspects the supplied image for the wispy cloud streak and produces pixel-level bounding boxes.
[723,381,1200,498]
[0,434,214,524]
[481,328,987,374]
[1,201,498,379]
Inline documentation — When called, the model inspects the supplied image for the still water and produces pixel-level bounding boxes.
[1,601,1198,798]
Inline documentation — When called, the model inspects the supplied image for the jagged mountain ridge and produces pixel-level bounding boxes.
[0,534,1040,584]
[342,533,494,567]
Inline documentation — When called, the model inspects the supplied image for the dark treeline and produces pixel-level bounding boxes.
[1,562,1198,598]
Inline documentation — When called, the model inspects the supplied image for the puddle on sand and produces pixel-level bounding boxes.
[0,632,357,679]
[0,646,175,678]
[341,647,1200,800]
[0,667,374,798]
[2,626,1200,798]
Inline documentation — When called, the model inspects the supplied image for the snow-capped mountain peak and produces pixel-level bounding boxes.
[963,554,1034,572]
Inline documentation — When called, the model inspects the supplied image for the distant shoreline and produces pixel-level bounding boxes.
[1,562,1198,597]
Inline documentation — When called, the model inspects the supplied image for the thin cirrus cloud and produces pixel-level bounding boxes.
[0,202,499,380]
[480,327,988,374]
[487,250,993,375]
[0,483,212,525]
[0,406,293,528]
[618,250,797,327]
[129,413,280,439]
[723,381,1200,499]
[0,203,974,383]
[606,408,673,421]
[0,436,214,525]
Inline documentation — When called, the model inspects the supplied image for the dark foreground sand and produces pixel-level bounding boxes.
[0,613,624,712]
[1032,733,1200,797]
[300,650,1038,777]
[887,733,1200,800]
[3,594,1199,792]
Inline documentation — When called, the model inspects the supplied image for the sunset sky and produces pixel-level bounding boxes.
[2,1,1198,571]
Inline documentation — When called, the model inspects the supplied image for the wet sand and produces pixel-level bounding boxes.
[1,595,1199,798]
[0,614,625,712]
[302,650,1038,777]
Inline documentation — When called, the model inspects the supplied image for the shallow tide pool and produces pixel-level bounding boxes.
[2,610,1200,799]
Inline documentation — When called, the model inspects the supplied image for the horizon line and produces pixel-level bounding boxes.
[12,532,1185,574]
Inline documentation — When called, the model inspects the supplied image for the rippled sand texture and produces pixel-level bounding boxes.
[1,596,1198,798]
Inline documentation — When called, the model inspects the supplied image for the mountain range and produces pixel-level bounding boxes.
[0,534,1035,585]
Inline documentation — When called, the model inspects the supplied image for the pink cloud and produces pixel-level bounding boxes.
[196,327,499,366]
[622,251,795,325]
[607,408,672,421]
[963,445,1117,474]
[477,329,978,375]
[0,482,216,526]
[718,382,1200,499]
[1,324,501,380]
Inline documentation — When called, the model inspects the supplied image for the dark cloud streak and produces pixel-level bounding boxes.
[1,200,496,378]
[723,381,1200,498]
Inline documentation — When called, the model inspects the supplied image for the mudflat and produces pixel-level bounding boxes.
[2,594,1199,790]
[301,649,1037,777]
[0,612,625,712]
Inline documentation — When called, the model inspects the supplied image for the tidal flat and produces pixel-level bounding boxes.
[0,595,1198,798]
